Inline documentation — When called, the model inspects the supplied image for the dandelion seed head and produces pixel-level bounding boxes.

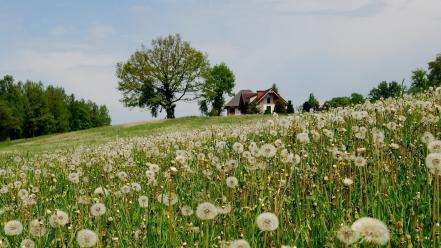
[4,220,23,236]
[256,212,279,231]
[196,202,218,220]
[351,217,390,245]
[77,229,98,248]
[90,203,106,217]
[336,225,360,245]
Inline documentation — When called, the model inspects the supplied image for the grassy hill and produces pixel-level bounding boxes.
[0,115,269,153]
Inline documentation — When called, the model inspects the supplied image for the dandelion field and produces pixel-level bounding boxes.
[1,91,441,247]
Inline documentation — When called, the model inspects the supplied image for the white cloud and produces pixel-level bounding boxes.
[87,25,115,41]
[49,26,66,36]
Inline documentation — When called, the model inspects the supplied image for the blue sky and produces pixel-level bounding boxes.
[1,0,440,124]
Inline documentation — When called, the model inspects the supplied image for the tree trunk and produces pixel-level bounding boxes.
[165,104,176,119]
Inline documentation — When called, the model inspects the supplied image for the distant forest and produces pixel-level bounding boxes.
[0,75,111,141]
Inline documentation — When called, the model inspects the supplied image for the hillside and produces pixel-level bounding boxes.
[0,115,269,154]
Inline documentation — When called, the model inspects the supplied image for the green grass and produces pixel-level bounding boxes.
[0,115,269,154]
[0,91,440,247]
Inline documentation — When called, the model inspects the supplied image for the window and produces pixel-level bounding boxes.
[267,96,271,104]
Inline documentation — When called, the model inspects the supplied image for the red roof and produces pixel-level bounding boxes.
[254,89,271,103]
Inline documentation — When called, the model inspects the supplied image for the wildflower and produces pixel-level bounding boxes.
[20,239,35,248]
[256,212,279,231]
[68,172,80,184]
[49,210,69,227]
[131,182,142,191]
[77,229,98,248]
[426,153,441,175]
[90,203,106,217]
[259,144,277,158]
[157,192,178,206]
[29,219,46,237]
[226,159,238,170]
[229,239,250,248]
[181,205,194,216]
[351,217,390,245]
[421,132,434,144]
[93,187,109,196]
[343,178,353,186]
[389,143,400,150]
[138,196,149,208]
[4,220,23,236]
[145,170,156,180]
[428,140,441,153]
[233,142,244,154]
[336,225,360,245]
[226,176,239,188]
[196,202,218,220]
[116,171,128,180]
[372,128,385,146]
[120,184,132,194]
[296,132,310,144]
[354,156,366,167]
[148,163,160,173]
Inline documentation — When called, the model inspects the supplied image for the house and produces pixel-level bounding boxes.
[224,88,287,116]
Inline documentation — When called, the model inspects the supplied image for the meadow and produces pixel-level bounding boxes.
[0,90,441,247]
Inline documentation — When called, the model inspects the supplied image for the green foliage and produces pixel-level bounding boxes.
[117,34,209,119]
[286,100,294,114]
[198,99,209,116]
[246,101,261,114]
[274,99,286,114]
[350,92,365,105]
[264,107,272,115]
[322,92,365,110]
[302,93,320,112]
[46,86,71,132]
[368,81,405,102]
[200,63,235,116]
[428,54,441,87]
[409,69,429,93]
[0,99,21,140]
[0,75,111,141]
[322,96,351,110]
[271,83,279,94]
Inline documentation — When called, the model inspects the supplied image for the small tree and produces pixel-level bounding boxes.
[271,83,279,94]
[286,100,294,114]
[198,99,209,116]
[409,69,429,94]
[274,99,286,114]
[200,63,235,116]
[264,107,272,115]
[302,93,319,112]
[350,93,365,105]
[428,54,441,87]
[246,102,260,114]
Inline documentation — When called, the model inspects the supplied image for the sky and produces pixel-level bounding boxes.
[0,0,440,124]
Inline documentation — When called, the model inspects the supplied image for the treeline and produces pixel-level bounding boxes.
[302,54,441,112]
[0,75,111,141]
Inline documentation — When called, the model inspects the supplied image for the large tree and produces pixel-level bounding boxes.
[199,63,235,116]
[117,34,209,119]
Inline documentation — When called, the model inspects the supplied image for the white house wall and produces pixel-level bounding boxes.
[258,95,275,113]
